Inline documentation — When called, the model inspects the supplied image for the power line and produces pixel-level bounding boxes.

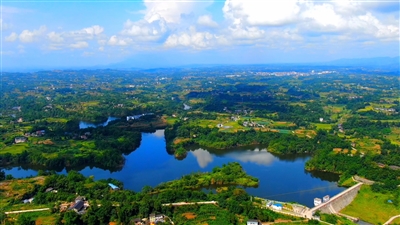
[265,185,339,198]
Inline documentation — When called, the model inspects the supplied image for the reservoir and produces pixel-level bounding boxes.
[3,130,345,208]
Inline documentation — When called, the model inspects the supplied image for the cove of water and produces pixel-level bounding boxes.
[2,130,345,208]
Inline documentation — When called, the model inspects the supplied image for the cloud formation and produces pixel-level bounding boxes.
[19,26,46,43]
[70,41,89,49]
[2,0,398,61]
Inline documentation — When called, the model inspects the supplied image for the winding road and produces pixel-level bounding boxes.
[384,215,400,225]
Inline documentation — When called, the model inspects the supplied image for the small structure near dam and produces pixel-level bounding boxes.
[305,182,363,219]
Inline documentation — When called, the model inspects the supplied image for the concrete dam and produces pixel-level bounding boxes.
[305,182,363,218]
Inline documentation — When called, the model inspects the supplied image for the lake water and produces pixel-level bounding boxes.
[2,130,345,207]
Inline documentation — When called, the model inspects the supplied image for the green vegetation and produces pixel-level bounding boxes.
[155,162,259,190]
[341,185,400,225]
[1,67,400,224]
[320,213,356,225]
[0,166,290,225]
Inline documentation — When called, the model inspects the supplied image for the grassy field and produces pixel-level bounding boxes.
[81,101,100,106]
[0,176,45,208]
[358,103,397,113]
[6,210,56,225]
[386,127,400,145]
[312,123,332,130]
[0,143,28,154]
[353,138,382,154]
[391,217,400,224]
[341,185,400,225]
[45,117,68,123]
[323,105,345,114]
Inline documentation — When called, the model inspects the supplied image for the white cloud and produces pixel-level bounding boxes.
[47,31,64,43]
[164,27,215,49]
[69,41,89,49]
[65,25,104,41]
[19,26,46,43]
[83,25,104,35]
[143,0,211,23]
[223,0,301,26]
[121,19,167,42]
[220,0,399,44]
[197,15,218,28]
[5,32,18,42]
[108,35,130,46]
[228,25,265,40]
[300,2,399,41]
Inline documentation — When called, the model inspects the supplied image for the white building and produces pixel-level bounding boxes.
[247,219,259,225]
[314,198,322,206]
[271,203,283,210]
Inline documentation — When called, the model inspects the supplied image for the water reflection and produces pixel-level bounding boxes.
[226,149,275,166]
[191,148,278,168]
[151,129,165,138]
[191,149,214,168]
[79,116,118,129]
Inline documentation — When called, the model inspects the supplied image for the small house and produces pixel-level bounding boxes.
[69,200,84,212]
[314,198,322,206]
[323,195,330,203]
[247,219,260,225]
[155,214,164,223]
[108,183,119,190]
[15,137,27,143]
[23,198,34,204]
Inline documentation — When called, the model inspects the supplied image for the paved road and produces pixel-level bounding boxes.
[5,208,50,214]
[384,215,400,225]
[162,201,218,206]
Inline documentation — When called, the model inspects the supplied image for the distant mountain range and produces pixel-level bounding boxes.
[320,56,399,68]
[105,56,399,71]
[3,56,399,73]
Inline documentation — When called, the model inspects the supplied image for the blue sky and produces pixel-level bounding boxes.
[1,0,399,69]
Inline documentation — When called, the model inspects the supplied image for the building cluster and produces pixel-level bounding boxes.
[24,130,46,138]
[242,121,265,128]
[374,107,396,112]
